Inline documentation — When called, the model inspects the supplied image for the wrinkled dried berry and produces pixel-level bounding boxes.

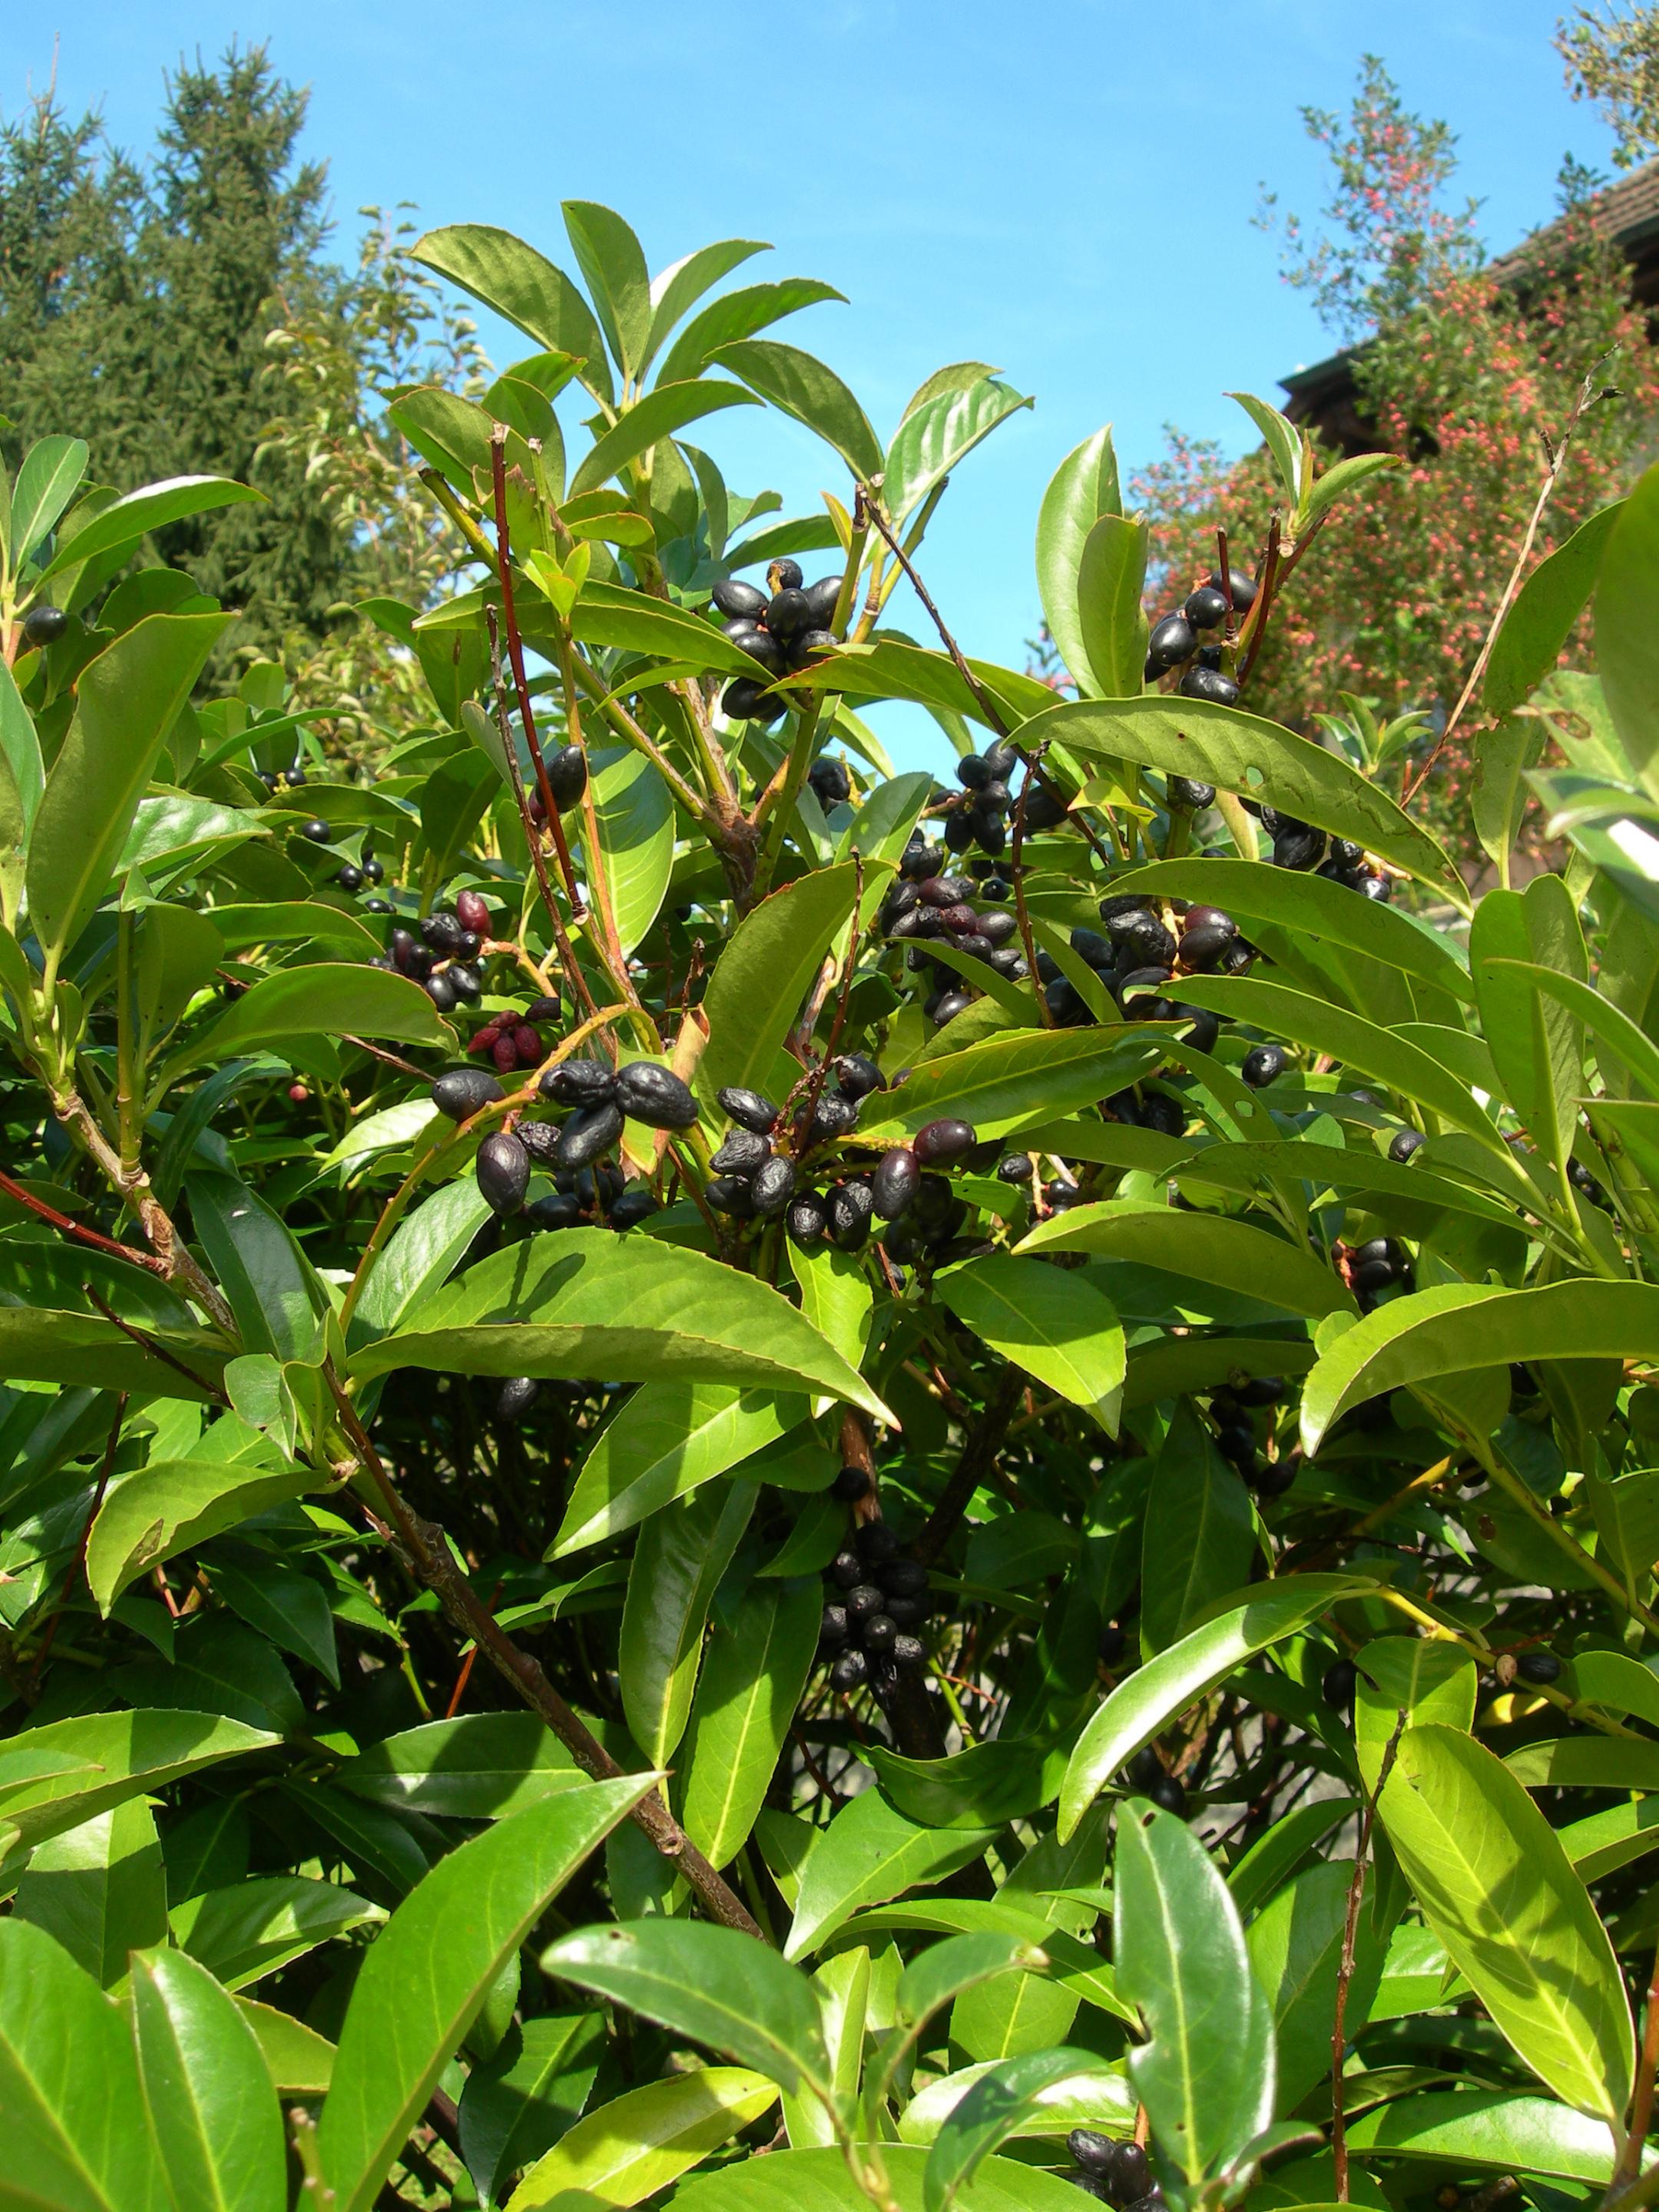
[541,1058,617,1108]
[751,1154,797,1216]
[786,1193,828,1245]
[808,756,852,808]
[614,1060,698,1130]
[835,1051,886,1100]
[711,1129,770,1175]
[1179,665,1240,707]
[555,1101,625,1170]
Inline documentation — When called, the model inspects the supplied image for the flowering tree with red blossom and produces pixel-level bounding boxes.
[1133,55,1659,843]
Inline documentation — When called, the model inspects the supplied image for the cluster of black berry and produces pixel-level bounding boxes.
[431,1055,695,1225]
[1121,1746,1187,1816]
[882,853,1025,1028]
[376,908,487,1014]
[1144,568,1256,705]
[1240,801,1392,902]
[259,763,310,792]
[1341,1233,1413,1311]
[288,811,395,912]
[1208,1374,1295,1497]
[820,1521,932,1690]
[941,739,1052,858]
[712,561,843,725]
[1066,2131,1163,2210]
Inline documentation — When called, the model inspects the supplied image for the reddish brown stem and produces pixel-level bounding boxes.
[0,1166,171,1278]
[1333,1712,1407,2200]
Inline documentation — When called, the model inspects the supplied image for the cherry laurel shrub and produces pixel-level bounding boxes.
[2,206,1659,2212]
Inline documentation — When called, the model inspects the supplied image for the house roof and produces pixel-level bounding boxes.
[1282,155,1659,435]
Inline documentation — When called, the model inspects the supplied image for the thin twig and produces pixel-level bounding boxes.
[325,1372,764,1938]
[82,1281,229,1404]
[1009,743,1053,1028]
[1614,1932,1659,2188]
[912,1365,1025,1568]
[1403,353,1615,805]
[1332,1710,1408,2200]
[0,1165,171,1277]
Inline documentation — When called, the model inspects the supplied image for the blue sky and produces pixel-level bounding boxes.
[18,1,1620,769]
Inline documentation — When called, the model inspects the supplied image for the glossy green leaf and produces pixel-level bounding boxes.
[1018,1200,1353,1319]
[351,1230,892,1423]
[12,435,89,561]
[682,1575,820,1867]
[1227,1800,1356,1921]
[171,962,449,1072]
[413,226,613,404]
[1354,1634,1477,1795]
[699,861,863,1109]
[130,1947,285,2212]
[459,2012,603,2208]
[639,237,768,376]
[561,200,651,379]
[1343,2091,1623,2181]
[12,1796,167,1988]
[1140,1406,1256,1651]
[938,1253,1124,1430]
[1594,457,1659,805]
[1486,502,1622,717]
[673,2143,1088,2209]
[25,611,229,961]
[236,1998,336,2094]
[568,379,759,501]
[349,1177,493,1345]
[507,2067,777,2210]
[656,278,845,389]
[1377,1722,1632,2121]
[861,1025,1163,1142]
[44,476,262,578]
[710,339,884,480]
[1115,1801,1275,2182]
[922,2045,1098,2212]
[579,749,674,956]
[187,1168,326,1363]
[1228,391,1304,505]
[85,1458,311,1613]
[1247,1859,1388,2110]
[786,1789,998,1961]
[1472,875,1586,1170]
[319,1775,654,2212]
[555,1383,803,1557]
[0,1710,277,1856]
[884,375,1033,527]
[0,1918,167,2212]
[900,2058,1134,2147]
[1301,1281,1659,1452]
[336,1715,583,1820]
[620,1478,756,1765]
[171,1876,384,1991]
[1075,513,1150,698]
[1029,694,1465,903]
[1035,427,1123,694]
[1059,1577,1366,1838]
[541,1921,833,2100]
[0,1306,227,1399]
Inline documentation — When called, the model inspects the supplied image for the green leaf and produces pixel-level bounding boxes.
[1593,458,1659,806]
[1075,514,1150,698]
[0,1918,167,2212]
[25,611,230,962]
[541,1921,833,2100]
[1354,1634,1477,1795]
[1058,1577,1366,1839]
[860,1026,1163,1142]
[1486,502,1622,717]
[86,1458,311,1613]
[1035,428,1123,694]
[187,1168,326,1363]
[413,226,613,405]
[1300,1281,1659,1452]
[567,379,758,501]
[130,1948,286,2212]
[0,1306,227,1399]
[12,435,90,562]
[938,1253,1124,1431]
[883,375,1033,528]
[923,2045,1099,2212]
[620,1478,756,1765]
[640,237,769,376]
[44,476,263,578]
[554,1383,803,1557]
[353,1230,892,1422]
[1227,1800,1356,1922]
[901,2057,1134,2147]
[710,339,884,481]
[1471,876,1586,1171]
[171,1876,384,1992]
[578,749,674,956]
[12,1796,167,1988]
[1376,1724,1632,2121]
[699,861,864,1110]
[208,1547,338,1683]
[1246,1860,1388,2111]
[561,200,652,379]
[336,1715,584,1821]
[1115,1801,1276,2183]
[350,1177,493,1346]
[116,1616,303,1737]
[1227,390,1304,503]
[236,1998,336,2094]
[318,1775,654,2212]
[506,2067,777,2210]
[564,578,777,671]
[786,1790,998,1962]
[681,1577,820,1868]
[171,962,449,1071]
[1343,2091,1624,2182]
[459,2012,603,2207]
[654,278,848,392]
[671,2144,1088,2210]
[1141,1407,1256,1651]
[1172,973,1500,1143]
[1030,694,1465,905]
[1018,1200,1353,1320]
[1300,449,1402,529]
[0,1710,278,1856]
